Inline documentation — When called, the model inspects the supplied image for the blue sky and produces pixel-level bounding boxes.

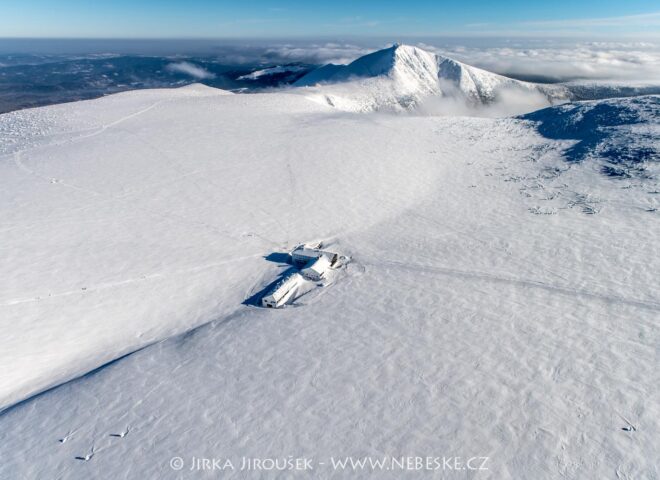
[1,0,659,38]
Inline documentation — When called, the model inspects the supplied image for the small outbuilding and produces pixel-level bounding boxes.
[261,273,302,308]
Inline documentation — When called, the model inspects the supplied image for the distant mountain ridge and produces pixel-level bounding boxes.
[294,44,569,112]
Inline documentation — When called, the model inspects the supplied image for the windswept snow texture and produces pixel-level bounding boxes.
[523,96,660,178]
[0,84,658,479]
[293,44,569,113]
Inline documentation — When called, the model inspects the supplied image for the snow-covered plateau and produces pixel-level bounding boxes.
[0,45,658,479]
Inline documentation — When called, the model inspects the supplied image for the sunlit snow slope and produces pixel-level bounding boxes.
[0,84,658,479]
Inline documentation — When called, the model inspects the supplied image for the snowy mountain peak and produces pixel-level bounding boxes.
[295,44,438,87]
[354,44,438,78]
[294,44,569,113]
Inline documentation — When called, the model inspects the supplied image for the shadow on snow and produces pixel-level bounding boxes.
[522,96,659,179]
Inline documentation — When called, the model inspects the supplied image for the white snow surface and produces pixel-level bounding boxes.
[0,82,658,479]
[293,44,569,113]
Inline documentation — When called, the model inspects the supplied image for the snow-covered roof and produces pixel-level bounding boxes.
[263,273,302,303]
[301,255,331,277]
[291,247,325,260]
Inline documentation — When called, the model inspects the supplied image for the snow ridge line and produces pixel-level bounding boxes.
[0,295,252,415]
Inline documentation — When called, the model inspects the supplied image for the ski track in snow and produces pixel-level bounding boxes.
[9,99,165,190]
[0,253,260,307]
[363,258,660,312]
